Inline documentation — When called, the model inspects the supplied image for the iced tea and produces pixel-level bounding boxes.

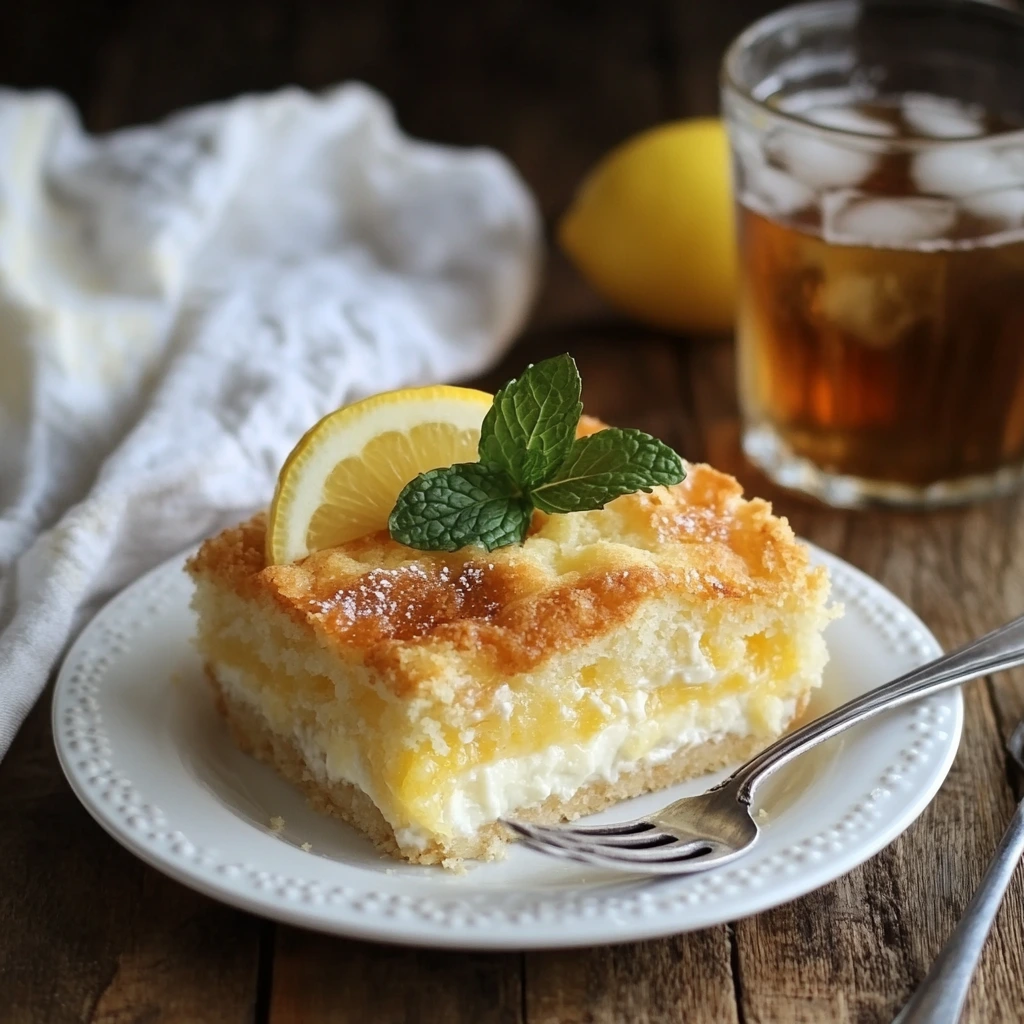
[723,1,1024,506]
[738,95,1024,491]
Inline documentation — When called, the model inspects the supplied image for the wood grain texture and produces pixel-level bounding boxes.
[525,934,740,1024]
[268,928,523,1024]
[1,0,1023,1021]
[0,688,262,1024]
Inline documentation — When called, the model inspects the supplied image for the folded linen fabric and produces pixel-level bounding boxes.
[0,82,541,758]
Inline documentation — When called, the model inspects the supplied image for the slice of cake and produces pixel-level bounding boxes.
[187,462,834,866]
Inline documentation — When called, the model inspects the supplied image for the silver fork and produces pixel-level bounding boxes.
[891,719,1024,1024]
[504,613,1024,875]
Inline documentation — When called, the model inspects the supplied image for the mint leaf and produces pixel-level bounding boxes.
[384,353,689,554]
[388,463,533,552]
[529,428,685,514]
[478,354,582,489]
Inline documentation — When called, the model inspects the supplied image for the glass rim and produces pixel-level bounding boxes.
[720,0,1024,150]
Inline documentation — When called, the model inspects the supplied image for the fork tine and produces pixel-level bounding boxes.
[546,836,715,862]
[509,821,714,861]
[519,823,681,849]
[544,819,655,836]
[514,832,727,875]
[514,834,598,866]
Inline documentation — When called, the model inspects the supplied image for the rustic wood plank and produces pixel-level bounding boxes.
[80,0,669,224]
[664,0,782,117]
[0,689,263,1024]
[0,0,130,108]
[685,337,1024,1023]
[267,927,522,1024]
[371,0,669,223]
[292,0,402,101]
[525,933,740,1024]
[86,0,300,131]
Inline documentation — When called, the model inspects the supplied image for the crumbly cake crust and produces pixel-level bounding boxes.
[210,668,807,865]
[187,462,830,699]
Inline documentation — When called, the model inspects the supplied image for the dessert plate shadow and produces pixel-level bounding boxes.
[53,544,961,949]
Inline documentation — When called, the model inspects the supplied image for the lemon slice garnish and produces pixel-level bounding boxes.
[266,385,494,564]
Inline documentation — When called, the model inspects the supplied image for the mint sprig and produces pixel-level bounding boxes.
[530,427,685,514]
[386,463,533,553]
[388,355,685,552]
[478,352,582,489]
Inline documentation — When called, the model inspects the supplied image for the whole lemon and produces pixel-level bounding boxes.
[559,118,737,334]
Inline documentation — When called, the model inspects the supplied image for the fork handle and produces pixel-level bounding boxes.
[891,797,1024,1024]
[731,612,1024,802]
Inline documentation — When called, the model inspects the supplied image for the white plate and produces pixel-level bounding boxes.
[53,545,961,949]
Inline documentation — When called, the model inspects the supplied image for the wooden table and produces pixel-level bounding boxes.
[3,2,1023,1021]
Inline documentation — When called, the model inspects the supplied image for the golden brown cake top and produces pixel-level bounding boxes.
[187,461,829,694]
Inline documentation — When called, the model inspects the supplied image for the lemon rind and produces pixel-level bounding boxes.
[267,386,493,565]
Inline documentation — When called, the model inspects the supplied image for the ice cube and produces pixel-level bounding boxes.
[731,121,766,176]
[902,93,985,139]
[767,127,879,191]
[742,163,817,217]
[804,106,897,137]
[732,123,816,217]
[962,187,1024,228]
[816,272,934,349]
[733,122,765,166]
[913,144,1021,197]
[823,191,957,247]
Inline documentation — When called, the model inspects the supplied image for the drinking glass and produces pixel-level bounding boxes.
[722,0,1024,507]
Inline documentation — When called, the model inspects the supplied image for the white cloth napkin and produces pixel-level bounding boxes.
[0,83,541,759]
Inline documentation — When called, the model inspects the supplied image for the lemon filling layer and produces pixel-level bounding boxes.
[194,570,830,851]
[429,694,798,846]
[209,654,803,850]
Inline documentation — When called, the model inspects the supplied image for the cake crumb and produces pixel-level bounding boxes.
[757,808,769,822]
[300,841,312,852]
[269,816,285,833]
[385,868,396,876]
[441,856,468,875]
